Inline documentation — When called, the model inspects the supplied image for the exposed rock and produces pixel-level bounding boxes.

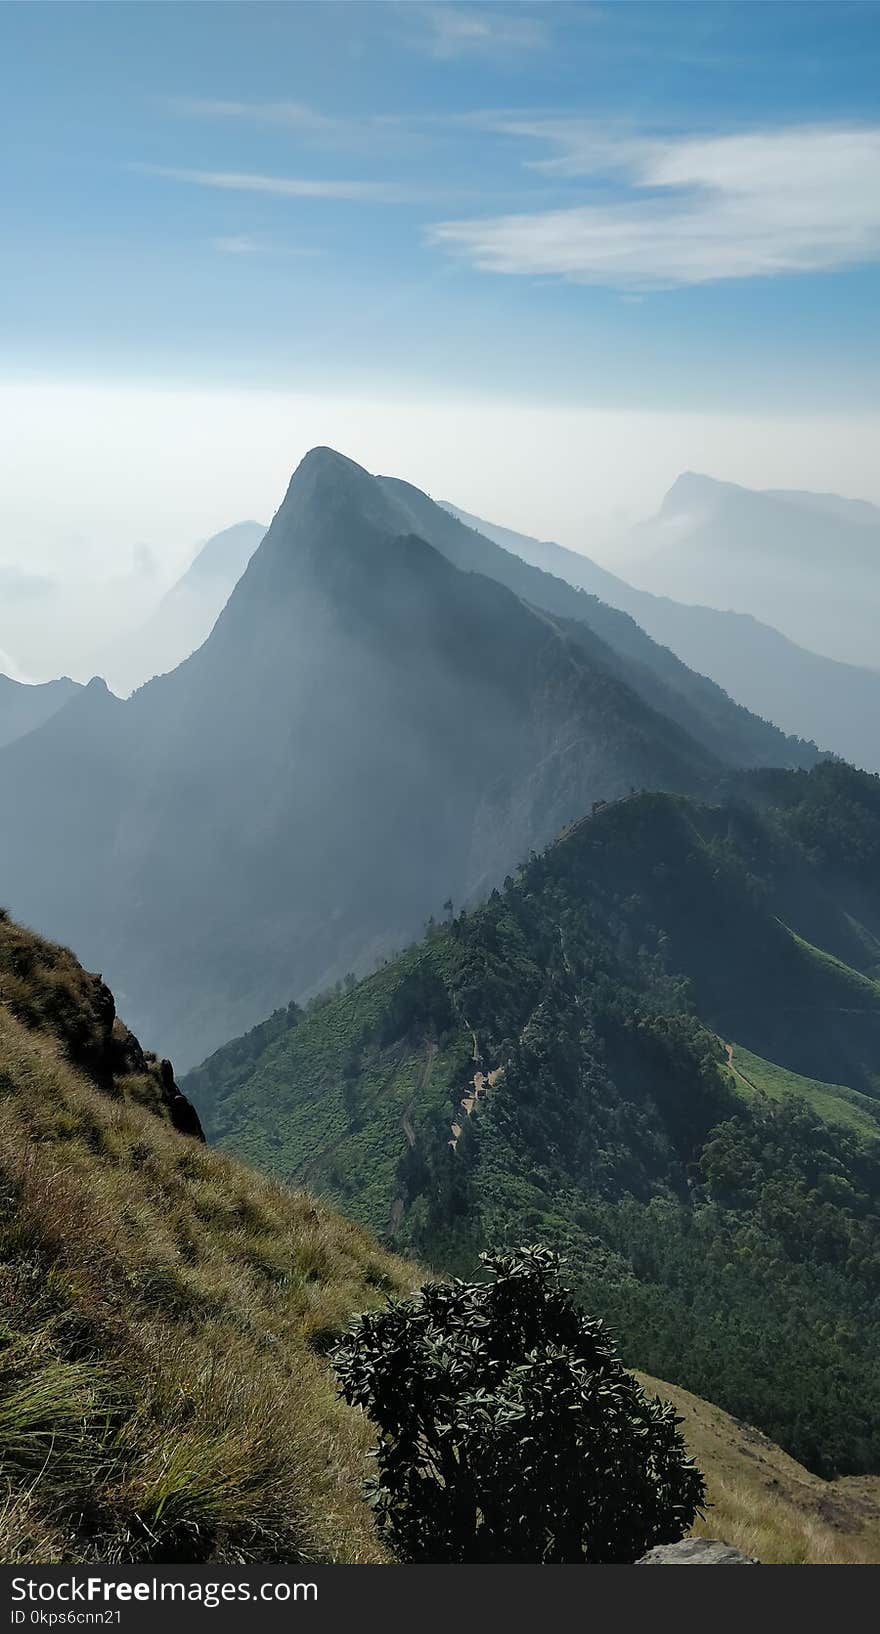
[159,1056,206,1142]
[636,1538,759,1565]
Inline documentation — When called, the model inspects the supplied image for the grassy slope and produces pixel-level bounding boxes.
[639,1373,880,1565]
[4,922,880,1563]
[0,919,417,1565]
[728,1041,880,1140]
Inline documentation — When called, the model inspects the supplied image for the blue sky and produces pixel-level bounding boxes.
[4,0,880,407]
[2,1,880,598]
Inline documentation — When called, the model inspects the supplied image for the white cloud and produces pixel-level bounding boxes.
[405,5,548,60]
[145,166,420,205]
[429,123,880,288]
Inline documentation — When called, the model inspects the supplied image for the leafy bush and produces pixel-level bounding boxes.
[334,1246,704,1562]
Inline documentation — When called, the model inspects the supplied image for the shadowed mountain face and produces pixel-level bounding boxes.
[0,673,82,749]
[95,520,266,696]
[443,500,880,774]
[375,475,816,774]
[624,473,880,669]
[0,449,816,1069]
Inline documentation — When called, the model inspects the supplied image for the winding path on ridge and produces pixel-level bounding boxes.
[725,1042,762,1096]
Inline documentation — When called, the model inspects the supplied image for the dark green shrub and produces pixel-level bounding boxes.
[334,1245,704,1562]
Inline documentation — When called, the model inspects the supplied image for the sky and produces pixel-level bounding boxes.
[2,0,880,614]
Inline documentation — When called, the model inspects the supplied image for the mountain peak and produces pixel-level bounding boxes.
[274,446,383,522]
[258,446,413,567]
[660,472,737,515]
[287,446,374,494]
[297,445,362,473]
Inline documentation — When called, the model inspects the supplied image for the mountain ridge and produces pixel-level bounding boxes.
[3,446,790,1068]
[624,472,880,666]
[442,496,880,772]
[0,672,83,749]
[186,761,880,1479]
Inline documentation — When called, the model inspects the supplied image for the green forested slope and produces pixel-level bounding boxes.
[187,763,880,1478]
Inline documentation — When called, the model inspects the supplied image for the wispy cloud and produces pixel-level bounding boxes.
[143,166,422,205]
[404,4,549,61]
[170,98,340,136]
[210,235,323,259]
[167,98,410,153]
[429,123,880,288]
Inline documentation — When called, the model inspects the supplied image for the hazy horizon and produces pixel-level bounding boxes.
[4,0,880,673]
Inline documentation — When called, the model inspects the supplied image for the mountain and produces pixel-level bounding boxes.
[763,488,880,528]
[186,760,880,1480]
[95,520,265,695]
[624,473,880,668]
[374,473,816,773]
[0,672,82,749]
[443,500,880,774]
[0,907,416,1563]
[4,906,874,1565]
[0,448,816,1070]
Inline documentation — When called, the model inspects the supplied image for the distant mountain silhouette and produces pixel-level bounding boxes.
[95,520,265,695]
[0,672,82,749]
[372,473,815,773]
[762,488,880,528]
[443,500,880,773]
[0,449,817,1068]
[623,473,880,668]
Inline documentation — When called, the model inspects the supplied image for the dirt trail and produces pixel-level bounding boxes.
[450,1033,504,1150]
[725,1042,762,1096]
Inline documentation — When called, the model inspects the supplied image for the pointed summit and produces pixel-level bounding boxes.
[279,446,378,511]
[238,447,420,605]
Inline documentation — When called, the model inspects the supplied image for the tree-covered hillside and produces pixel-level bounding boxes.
[187,762,880,1478]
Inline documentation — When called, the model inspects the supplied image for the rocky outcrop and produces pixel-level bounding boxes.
[158,1056,205,1141]
[637,1538,759,1565]
[0,909,204,1139]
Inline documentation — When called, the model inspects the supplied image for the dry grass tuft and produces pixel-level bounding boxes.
[638,1373,880,1564]
[0,991,417,1564]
